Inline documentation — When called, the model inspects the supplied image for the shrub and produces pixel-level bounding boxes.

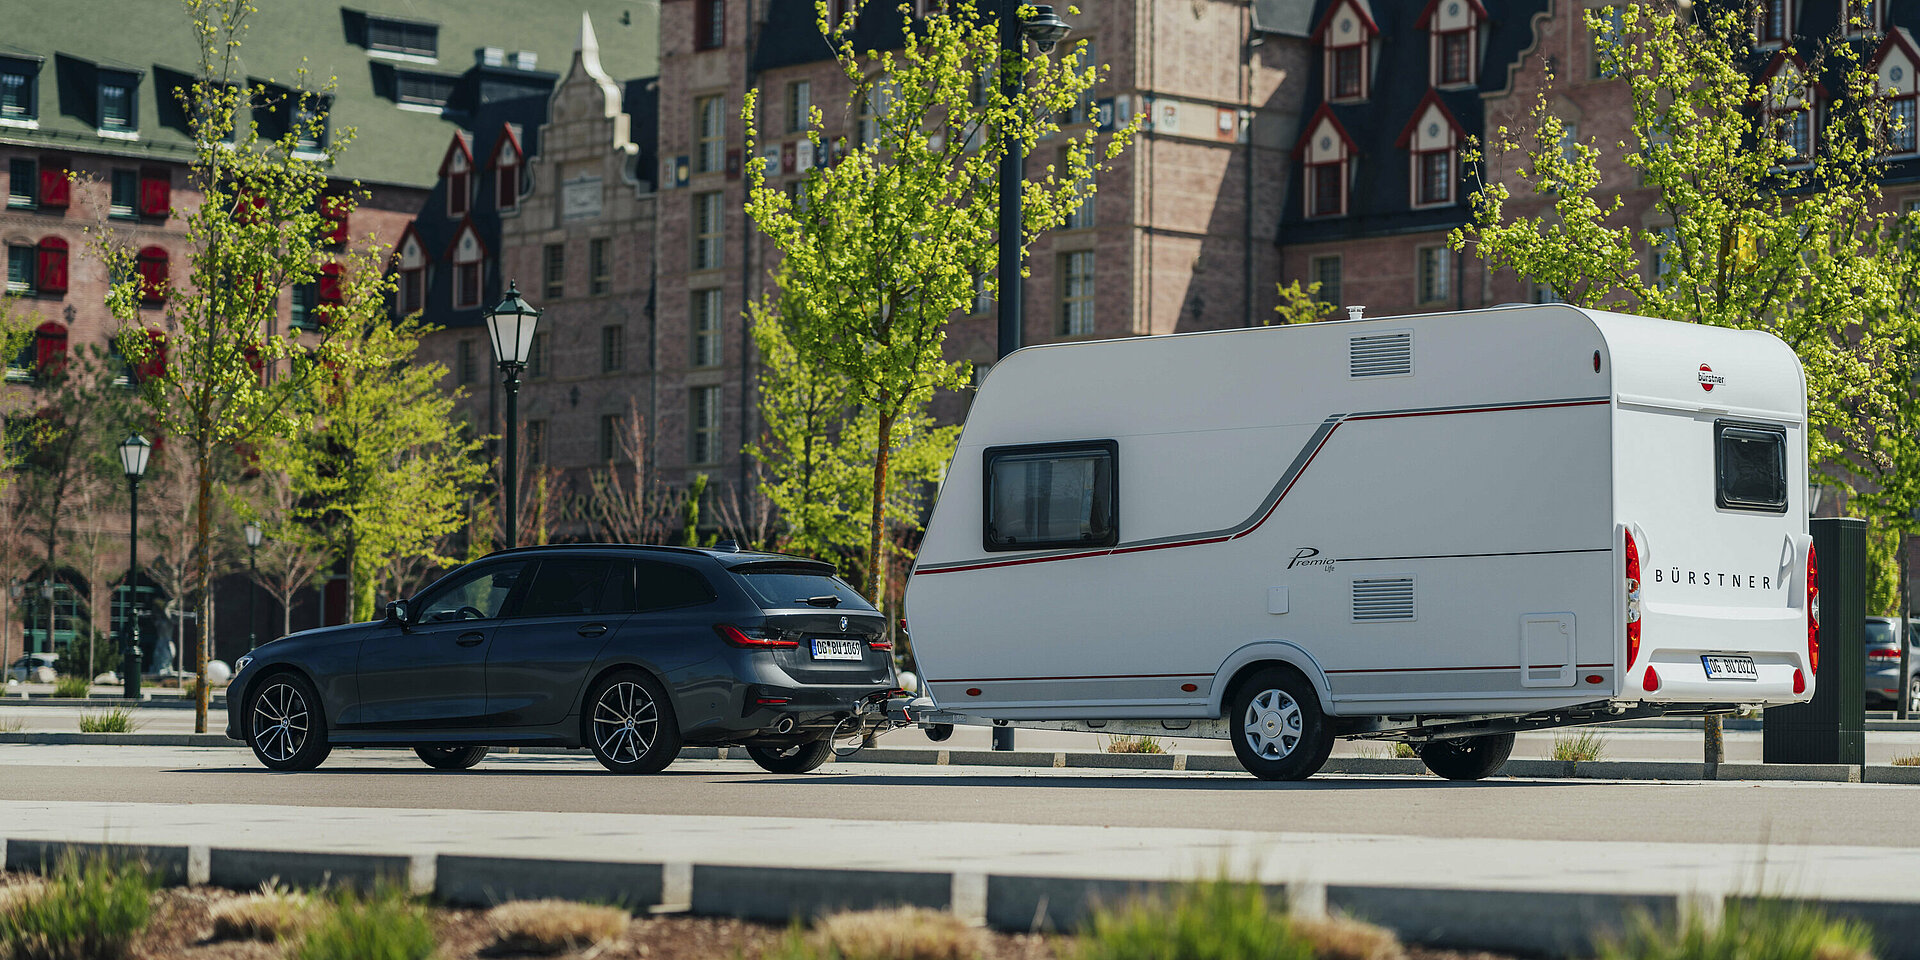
[1074,879,1313,960]
[1600,900,1874,960]
[77,709,139,734]
[1290,914,1405,960]
[1550,730,1608,763]
[51,676,90,700]
[209,884,319,942]
[1103,736,1165,755]
[1892,755,1919,767]
[816,907,984,960]
[0,854,157,960]
[291,886,436,960]
[486,899,629,954]
[1391,742,1418,759]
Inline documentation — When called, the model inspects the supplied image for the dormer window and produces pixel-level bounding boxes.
[367,16,438,60]
[1439,32,1473,85]
[1759,0,1790,45]
[447,221,486,310]
[396,225,427,317]
[1844,0,1880,36]
[1398,92,1464,209]
[1873,31,1920,158]
[1,56,40,123]
[1314,0,1377,103]
[98,70,138,134]
[439,132,474,217]
[1422,0,1485,88]
[1295,105,1357,219]
[1333,48,1365,99]
[1762,55,1820,166]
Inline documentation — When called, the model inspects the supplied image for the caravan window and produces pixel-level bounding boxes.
[983,441,1118,551]
[1715,421,1788,513]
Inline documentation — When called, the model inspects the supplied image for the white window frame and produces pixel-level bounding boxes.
[1416,245,1450,305]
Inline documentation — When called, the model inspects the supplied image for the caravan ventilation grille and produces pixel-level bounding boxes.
[1349,331,1413,378]
[1352,577,1416,622]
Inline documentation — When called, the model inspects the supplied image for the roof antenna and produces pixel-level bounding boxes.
[1346,305,1366,321]
[714,539,741,553]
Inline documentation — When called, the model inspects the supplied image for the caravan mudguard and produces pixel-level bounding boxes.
[1209,641,1336,718]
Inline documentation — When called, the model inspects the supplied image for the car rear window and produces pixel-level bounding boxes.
[732,566,875,611]
[1715,421,1787,513]
[1867,620,1897,645]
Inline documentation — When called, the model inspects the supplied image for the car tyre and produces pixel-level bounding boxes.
[585,670,682,774]
[414,745,489,770]
[1908,675,1920,717]
[245,672,331,772]
[1229,666,1333,781]
[745,739,834,774]
[1417,732,1516,781]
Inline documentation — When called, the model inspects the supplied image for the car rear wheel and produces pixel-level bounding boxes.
[246,673,331,772]
[1417,732,1515,781]
[1229,666,1333,781]
[1908,675,1920,716]
[414,745,489,770]
[745,739,834,774]
[585,670,682,774]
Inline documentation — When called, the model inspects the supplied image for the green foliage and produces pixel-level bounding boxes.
[1549,729,1608,763]
[77,708,139,733]
[51,676,90,699]
[0,855,158,960]
[1269,281,1335,326]
[1074,878,1312,960]
[1861,520,1903,617]
[683,473,709,547]
[292,886,437,960]
[1102,735,1164,755]
[1599,900,1874,960]
[744,0,1137,600]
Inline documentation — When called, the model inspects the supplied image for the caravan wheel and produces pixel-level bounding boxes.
[1229,667,1334,781]
[1416,733,1515,781]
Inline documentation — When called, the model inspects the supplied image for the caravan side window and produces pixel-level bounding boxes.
[983,440,1118,551]
[1715,421,1788,513]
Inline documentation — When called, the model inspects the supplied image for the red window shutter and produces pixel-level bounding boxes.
[136,247,168,303]
[33,322,68,373]
[39,164,69,208]
[318,263,344,304]
[137,329,168,382]
[36,238,68,293]
[139,173,170,218]
[322,196,349,246]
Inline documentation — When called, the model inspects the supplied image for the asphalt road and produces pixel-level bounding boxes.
[0,744,1906,849]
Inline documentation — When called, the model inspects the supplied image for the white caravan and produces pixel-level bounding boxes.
[900,304,1817,780]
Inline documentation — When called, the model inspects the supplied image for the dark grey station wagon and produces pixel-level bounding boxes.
[226,544,895,774]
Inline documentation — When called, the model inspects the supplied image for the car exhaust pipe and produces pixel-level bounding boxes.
[774,716,796,734]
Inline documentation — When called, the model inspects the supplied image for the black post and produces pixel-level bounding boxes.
[996,0,1023,362]
[122,479,141,700]
[246,545,258,651]
[502,364,522,549]
[1764,517,1865,765]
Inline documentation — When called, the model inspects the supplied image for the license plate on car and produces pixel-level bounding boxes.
[1701,655,1758,680]
[811,638,864,661]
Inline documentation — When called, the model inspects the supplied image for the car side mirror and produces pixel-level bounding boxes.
[384,599,411,630]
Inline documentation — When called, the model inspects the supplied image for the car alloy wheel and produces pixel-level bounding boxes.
[585,670,682,774]
[246,673,330,771]
[745,739,834,774]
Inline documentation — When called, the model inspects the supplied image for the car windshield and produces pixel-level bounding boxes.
[733,567,875,611]
[1867,620,1897,645]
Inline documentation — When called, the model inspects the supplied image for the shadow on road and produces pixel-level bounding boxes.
[732,773,1563,790]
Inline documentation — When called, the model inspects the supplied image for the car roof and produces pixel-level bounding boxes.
[477,542,839,572]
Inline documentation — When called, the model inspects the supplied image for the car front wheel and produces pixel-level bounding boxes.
[246,673,331,772]
[745,739,834,774]
[585,670,682,774]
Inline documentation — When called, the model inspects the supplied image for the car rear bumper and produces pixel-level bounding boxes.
[688,681,894,744]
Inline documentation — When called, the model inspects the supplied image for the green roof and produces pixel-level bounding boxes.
[0,0,658,187]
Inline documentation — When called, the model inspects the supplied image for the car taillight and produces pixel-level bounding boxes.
[1625,528,1642,669]
[869,640,893,651]
[715,624,798,649]
[1807,544,1819,674]
[1869,648,1902,661]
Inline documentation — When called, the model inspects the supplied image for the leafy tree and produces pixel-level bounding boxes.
[1269,280,1335,326]
[234,473,331,639]
[573,401,679,546]
[743,0,1136,601]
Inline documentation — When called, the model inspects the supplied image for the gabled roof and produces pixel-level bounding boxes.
[1417,0,1489,29]
[1310,0,1379,43]
[1293,102,1358,159]
[1871,25,1920,75]
[1394,89,1465,148]
[395,221,428,263]
[437,131,475,177]
[486,122,523,168]
[1760,50,1828,101]
[443,216,488,261]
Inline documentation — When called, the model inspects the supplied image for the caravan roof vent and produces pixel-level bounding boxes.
[1349,331,1412,378]
[1352,577,1416,622]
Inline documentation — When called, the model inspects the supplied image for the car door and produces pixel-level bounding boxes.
[484,556,626,727]
[349,559,528,730]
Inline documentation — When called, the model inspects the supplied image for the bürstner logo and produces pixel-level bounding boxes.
[1698,363,1724,392]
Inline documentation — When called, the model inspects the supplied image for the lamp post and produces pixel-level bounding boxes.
[244,521,262,651]
[995,1,1071,361]
[486,281,543,550]
[118,434,151,700]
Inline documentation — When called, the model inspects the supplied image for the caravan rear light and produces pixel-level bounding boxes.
[715,624,799,649]
[1642,666,1660,692]
[1806,545,1820,674]
[1792,668,1806,695]
[1624,529,1643,668]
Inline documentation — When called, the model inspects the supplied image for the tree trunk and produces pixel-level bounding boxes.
[194,458,213,733]
[864,407,895,603]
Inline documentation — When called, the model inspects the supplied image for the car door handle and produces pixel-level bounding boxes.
[577,623,608,638]
[455,632,486,647]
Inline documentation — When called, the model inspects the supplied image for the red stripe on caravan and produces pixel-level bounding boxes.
[926,672,1213,684]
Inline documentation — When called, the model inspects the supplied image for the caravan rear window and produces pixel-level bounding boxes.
[983,440,1118,551]
[1715,421,1788,513]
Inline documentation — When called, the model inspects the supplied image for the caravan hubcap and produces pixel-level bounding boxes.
[1244,688,1302,759]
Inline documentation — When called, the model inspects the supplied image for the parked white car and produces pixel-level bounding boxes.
[6,654,59,684]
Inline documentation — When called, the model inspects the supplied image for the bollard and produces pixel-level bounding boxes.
[1763,517,1865,765]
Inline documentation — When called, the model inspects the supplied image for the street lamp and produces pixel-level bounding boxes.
[486,280,543,549]
[244,521,262,651]
[996,3,1072,362]
[117,434,151,700]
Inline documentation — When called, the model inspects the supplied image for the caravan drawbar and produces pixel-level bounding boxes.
[898,304,1817,780]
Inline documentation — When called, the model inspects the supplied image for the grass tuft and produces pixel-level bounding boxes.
[291,885,436,960]
[1600,900,1874,960]
[0,718,25,734]
[1103,735,1166,755]
[1290,914,1405,960]
[0,854,158,960]
[1550,730,1608,763]
[486,899,629,954]
[51,676,90,699]
[1074,878,1313,960]
[815,907,984,960]
[1891,755,1920,767]
[208,884,319,942]
[77,709,140,734]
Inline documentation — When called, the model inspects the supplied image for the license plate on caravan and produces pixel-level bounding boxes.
[1701,655,1758,680]
[811,638,864,661]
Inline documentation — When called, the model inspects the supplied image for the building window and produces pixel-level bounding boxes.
[690,386,721,465]
[1308,161,1345,218]
[1760,0,1789,44]
[1775,105,1811,161]
[6,244,33,295]
[455,260,480,309]
[1439,31,1473,85]
[1332,47,1365,100]
[1059,251,1095,337]
[693,191,724,270]
[98,74,136,132]
[543,243,565,299]
[457,340,475,384]
[7,158,33,208]
[1,60,37,121]
[1590,5,1625,78]
[1061,147,1094,230]
[528,330,549,379]
[786,80,811,133]
[525,420,546,465]
[110,169,138,219]
[786,178,810,215]
[972,274,992,316]
[696,0,727,50]
[291,98,327,152]
[695,95,725,174]
[859,83,891,145]
[496,161,519,210]
[1844,0,1879,34]
[448,168,469,217]
[1531,281,1562,303]
[590,238,610,295]
[602,324,625,373]
[1310,255,1342,308]
[600,414,624,461]
[397,71,456,108]
[692,288,723,367]
[135,246,168,304]
[1889,97,1917,155]
[367,17,438,58]
[1415,149,1453,206]
[290,283,317,330]
[1416,246,1450,304]
[401,267,424,315]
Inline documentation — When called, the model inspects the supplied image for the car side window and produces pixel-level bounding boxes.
[633,560,717,612]
[417,561,528,623]
[515,558,615,618]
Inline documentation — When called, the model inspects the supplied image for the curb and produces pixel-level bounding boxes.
[5,838,1919,959]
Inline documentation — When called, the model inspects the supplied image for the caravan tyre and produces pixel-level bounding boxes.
[1416,732,1515,781]
[1229,667,1334,781]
